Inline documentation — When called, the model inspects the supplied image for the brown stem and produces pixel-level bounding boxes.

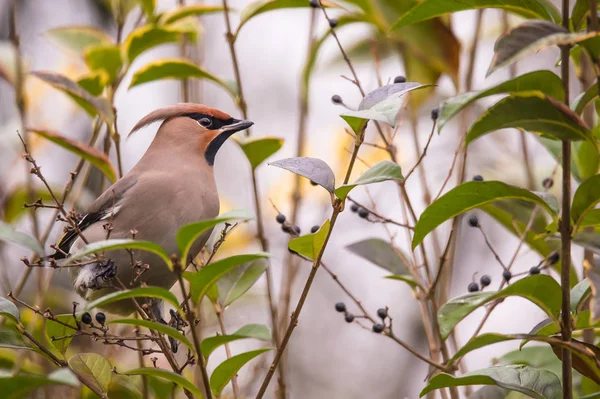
[560,1,573,397]
[278,5,317,346]
[215,303,240,398]
[255,120,367,398]
[175,268,212,399]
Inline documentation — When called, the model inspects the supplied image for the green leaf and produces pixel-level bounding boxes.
[346,238,410,275]
[0,328,34,350]
[269,157,335,193]
[438,275,562,340]
[288,220,330,261]
[30,70,114,124]
[335,160,403,200]
[466,93,595,145]
[213,259,267,306]
[46,26,112,56]
[176,210,252,265]
[63,238,171,269]
[236,137,284,170]
[201,324,271,359]
[137,0,156,18]
[438,70,564,133]
[573,84,598,115]
[572,233,600,259]
[576,139,600,181]
[159,5,224,23]
[68,353,112,395]
[487,20,599,76]
[497,346,562,376]
[29,128,117,183]
[571,279,591,314]
[123,26,183,64]
[420,365,561,399]
[125,368,203,398]
[129,58,236,98]
[0,297,20,323]
[340,83,431,128]
[551,338,600,385]
[0,220,44,254]
[237,0,334,36]
[412,181,557,249]
[210,348,271,396]
[384,274,419,289]
[46,314,77,355]
[84,44,123,83]
[537,136,583,181]
[390,0,560,32]
[108,318,193,352]
[77,74,105,96]
[0,368,80,399]
[572,175,600,230]
[85,286,180,311]
[184,253,269,304]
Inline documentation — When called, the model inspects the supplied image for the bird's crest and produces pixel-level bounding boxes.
[128,103,232,137]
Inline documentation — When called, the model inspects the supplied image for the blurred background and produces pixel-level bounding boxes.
[0,0,581,397]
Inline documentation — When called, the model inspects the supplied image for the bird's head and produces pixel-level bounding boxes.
[128,103,253,165]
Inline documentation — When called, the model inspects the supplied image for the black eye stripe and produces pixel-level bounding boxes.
[186,113,234,129]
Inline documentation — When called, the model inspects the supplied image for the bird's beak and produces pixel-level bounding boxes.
[220,119,254,134]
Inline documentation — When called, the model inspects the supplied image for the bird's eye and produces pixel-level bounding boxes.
[198,117,213,128]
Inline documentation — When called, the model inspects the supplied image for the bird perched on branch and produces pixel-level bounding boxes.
[50,103,253,318]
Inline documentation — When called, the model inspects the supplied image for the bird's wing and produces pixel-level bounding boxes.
[53,175,138,259]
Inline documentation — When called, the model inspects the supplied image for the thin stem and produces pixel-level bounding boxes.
[176,268,212,399]
[221,1,284,394]
[560,0,573,397]
[215,303,240,398]
[278,5,317,345]
[255,121,366,398]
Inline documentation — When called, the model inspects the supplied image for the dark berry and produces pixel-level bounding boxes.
[503,270,512,282]
[542,177,554,189]
[548,252,560,265]
[372,323,384,333]
[311,225,320,233]
[81,312,92,325]
[310,180,318,186]
[282,224,291,233]
[467,282,479,293]
[350,204,359,213]
[377,308,387,319]
[276,214,286,224]
[293,225,301,235]
[431,108,439,121]
[345,313,355,323]
[480,275,491,287]
[358,208,369,219]
[335,302,346,312]
[309,0,319,8]
[394,76,406,84]
[95,312,106,325]
[328,18,338,28]
[473,175,484,182]
[529,266,541,275]
[468,215,479,227]
[331,94,342,104]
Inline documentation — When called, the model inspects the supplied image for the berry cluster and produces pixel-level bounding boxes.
[81,311,105,326]
[350,203,369,219]
[335,302,388,334]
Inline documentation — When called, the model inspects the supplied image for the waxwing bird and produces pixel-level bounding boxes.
[50,103,253,317]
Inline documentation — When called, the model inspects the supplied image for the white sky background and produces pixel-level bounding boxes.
[0,0,583,398]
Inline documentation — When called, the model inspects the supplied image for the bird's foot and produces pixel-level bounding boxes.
[85,259,118,290]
